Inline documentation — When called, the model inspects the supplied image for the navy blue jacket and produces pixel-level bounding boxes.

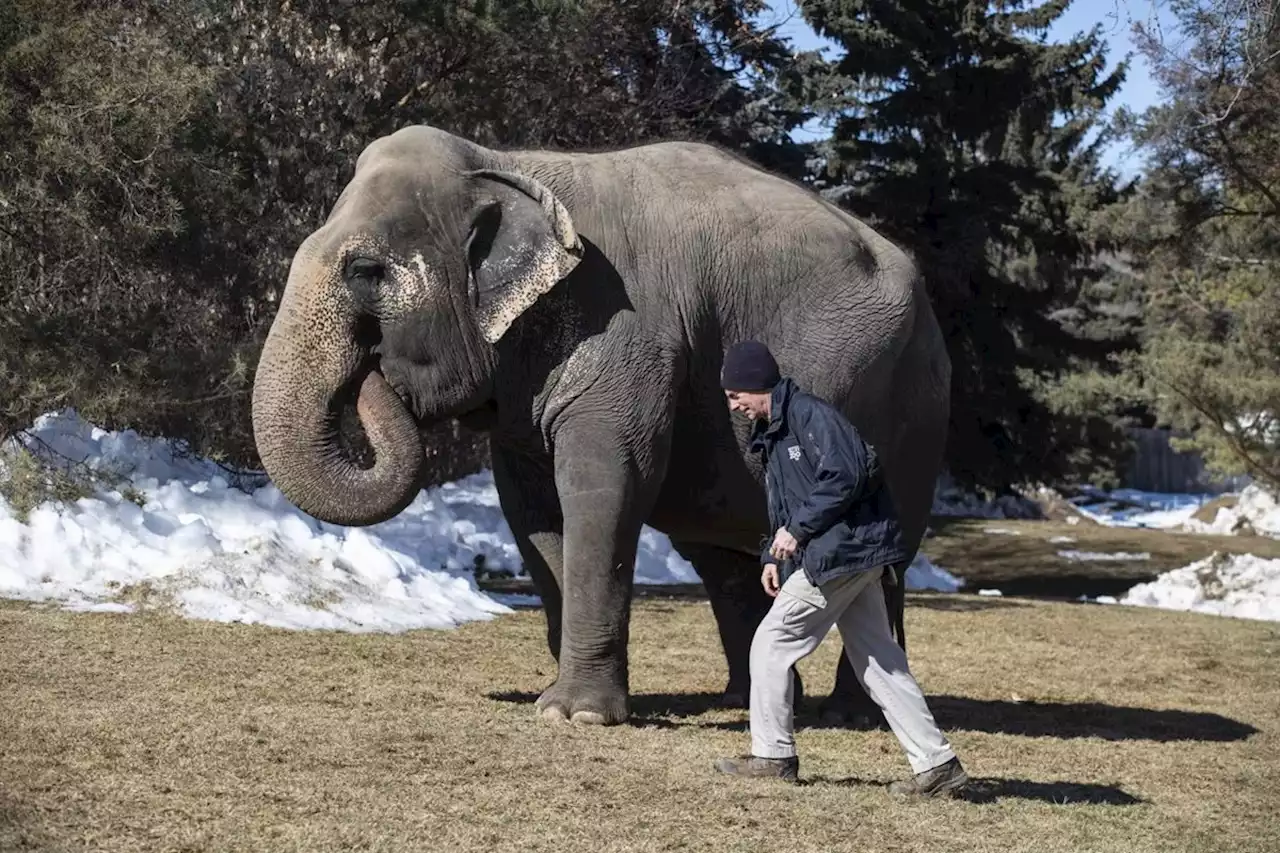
[751,378,908,586]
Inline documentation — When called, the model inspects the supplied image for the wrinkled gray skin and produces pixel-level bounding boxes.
[252,125,950,726]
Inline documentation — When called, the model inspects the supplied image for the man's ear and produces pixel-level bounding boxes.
[463,169,584,343]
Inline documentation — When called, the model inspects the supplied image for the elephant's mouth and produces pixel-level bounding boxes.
[374,357,498,436]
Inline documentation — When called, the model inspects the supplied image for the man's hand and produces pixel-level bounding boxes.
[769,527,798,561]
[761,563,780,597]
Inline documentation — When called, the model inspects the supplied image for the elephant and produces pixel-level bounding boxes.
[250,124,950,726]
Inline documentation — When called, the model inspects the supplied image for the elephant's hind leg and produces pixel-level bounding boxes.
[822,566,901,728]
[671,541,805,711]
[670,542,770,704]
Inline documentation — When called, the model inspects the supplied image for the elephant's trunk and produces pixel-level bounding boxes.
[251,255,426,527]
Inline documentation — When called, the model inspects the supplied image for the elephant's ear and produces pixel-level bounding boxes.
[463,169,584,343]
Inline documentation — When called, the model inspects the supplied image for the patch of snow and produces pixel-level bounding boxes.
[1049,535,1076,544]
[983,527,1021,536]
[634,528,701,586]
[1057,550,1151,562]
[1069,487,1215,530]
[1180,485,1280,539]
[904,553,964,592]
[977,589,1003,597]
[1120,552,1280,622]
[1068,482,1280,540]
[0,409,698,632]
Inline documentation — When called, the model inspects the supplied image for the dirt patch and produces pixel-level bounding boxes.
[1193,495,1239,524]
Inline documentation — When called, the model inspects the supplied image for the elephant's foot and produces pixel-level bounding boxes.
[819,691,885,729]
[535,676,629,725]
[721,680,748,709]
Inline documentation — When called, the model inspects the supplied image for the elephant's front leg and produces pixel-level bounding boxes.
[534,432,655,725]
[492,447,565,660]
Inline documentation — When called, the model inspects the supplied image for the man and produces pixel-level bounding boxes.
[713,340,967,798]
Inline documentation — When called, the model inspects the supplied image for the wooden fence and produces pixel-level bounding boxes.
[1122,427,1252,494]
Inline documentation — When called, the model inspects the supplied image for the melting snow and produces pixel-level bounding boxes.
[0,411,702,630]
[1070,485,1280,539]
[1057,550,1151,562]
[1181,485,1280,538]
[0,410,968,630]
[1120,553,1280,622]
[904,553,964,592]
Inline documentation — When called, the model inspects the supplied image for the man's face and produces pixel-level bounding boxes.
[725,389,771,421]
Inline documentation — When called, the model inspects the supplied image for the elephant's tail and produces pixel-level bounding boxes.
[888,560,907,653]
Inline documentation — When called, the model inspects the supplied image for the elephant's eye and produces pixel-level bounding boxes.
[345,257,384,286]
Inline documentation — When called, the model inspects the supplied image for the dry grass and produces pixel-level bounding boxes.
[3,582,1279,853]
[922,517,1280,598]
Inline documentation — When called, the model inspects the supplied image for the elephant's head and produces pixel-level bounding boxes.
[251,127,583,526]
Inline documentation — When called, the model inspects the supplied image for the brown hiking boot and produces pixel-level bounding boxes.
[888,757,969,799]
[713,754,799,782]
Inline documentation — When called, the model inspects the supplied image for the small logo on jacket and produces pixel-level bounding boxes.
[788,445,802,461]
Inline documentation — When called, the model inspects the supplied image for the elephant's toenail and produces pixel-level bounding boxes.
[540,705,569,723]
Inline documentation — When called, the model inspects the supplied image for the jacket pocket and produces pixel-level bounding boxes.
[804,518,859,573]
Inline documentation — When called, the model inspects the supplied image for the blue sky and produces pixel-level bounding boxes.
[758,0,1178,176]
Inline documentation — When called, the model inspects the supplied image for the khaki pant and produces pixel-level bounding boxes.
[749,565,956,774]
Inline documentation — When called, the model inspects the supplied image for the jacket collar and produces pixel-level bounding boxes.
[749,377,797,448]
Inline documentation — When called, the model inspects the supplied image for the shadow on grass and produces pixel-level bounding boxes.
[985,576,1155,599]
[489,689,736,730]
[479,581,710,602]
[924,695,1258,742]
[488,690,1258,742]
[805,775,1145,806]
[906,593,1031,612]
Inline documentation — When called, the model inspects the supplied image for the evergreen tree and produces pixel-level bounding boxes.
[793,0,1128,491]
[1,0,810,479]
[1044,0,1280,492]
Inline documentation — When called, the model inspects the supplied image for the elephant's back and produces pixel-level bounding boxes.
[554,141,945,551]
[554,140,930,427]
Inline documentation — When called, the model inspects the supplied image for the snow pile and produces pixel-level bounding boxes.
[1120,552,1280,622]
[0,410,695,631]
[1057,550,1150,562]
[0,409,968,631]
[1070,483,1280,539]
[1069,488,1216,529]
[904,553,964,592]
[1181,484,1280,538]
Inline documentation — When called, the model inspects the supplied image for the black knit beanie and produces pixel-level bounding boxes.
[720,341,781,391]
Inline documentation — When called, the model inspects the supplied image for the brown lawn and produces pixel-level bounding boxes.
[3,560,1278,853]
